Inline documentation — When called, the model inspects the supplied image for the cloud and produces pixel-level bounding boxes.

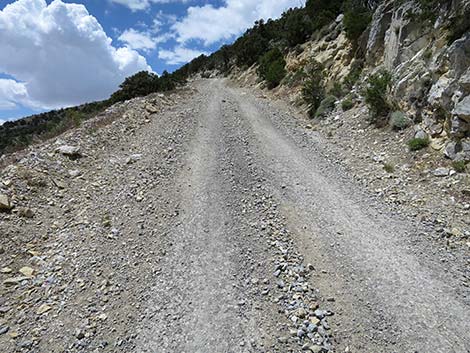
[0,79,29,110]
[173,0,306,46]
[0,0,151,110]
[118,28,173,52]
[158,46,208,65]
[109,0,189,12]
[119,29,157,51]
[109,0,151,11]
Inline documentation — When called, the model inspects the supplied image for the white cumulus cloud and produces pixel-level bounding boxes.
[109,0,190,12]
[158,46,208,65]
[172,0,306,46]
[0,0,151,110]
[119,29,158,51]
[119,28,173,52]
[0,79,29,110]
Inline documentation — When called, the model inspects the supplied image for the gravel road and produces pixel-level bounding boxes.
[1,79,469,353]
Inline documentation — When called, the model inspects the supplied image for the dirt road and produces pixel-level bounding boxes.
[1,79,469,353]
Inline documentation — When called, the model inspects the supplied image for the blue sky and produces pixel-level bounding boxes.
[0,0,305,122]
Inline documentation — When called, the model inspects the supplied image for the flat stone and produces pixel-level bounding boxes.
[0,194,12,210]
[432,167,450,177]
[18,208,34,218]
[56,145,81,157]
[3,276,30,286]
[306,345,322,353]
[145,104,158,113]
[126,154,142,164]
[19,266,34,277]
[310,317,321,326]
[36,304,51,315]
[68,169,81,177]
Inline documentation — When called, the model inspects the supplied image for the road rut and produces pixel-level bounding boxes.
[1,79,468,353]
[136,79,469,352]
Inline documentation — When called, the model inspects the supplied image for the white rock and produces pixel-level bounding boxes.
[126,154,142,164]
[453,95,470,122]
[56,145,81,157]
[68,170,81,177]
[432,167,450,177]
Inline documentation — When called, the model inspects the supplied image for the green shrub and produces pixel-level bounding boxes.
[305,0,343,30]
[110,70,175,103]
[423,48,433,60]
[389,111,412,130]
[329,82,344,98]
[302,61,325,118]
[447,13,470,44]
[341,98,355,111]
[408,137,429,151]
[343,1,372,46]
[343,60,363,89]
[315,95,337,118]
[364,70,392,125]
[258,48,287,89]
[452,160,467,173]
[283,69,306,87]
[383,163,395,173]
[415,0,440,23]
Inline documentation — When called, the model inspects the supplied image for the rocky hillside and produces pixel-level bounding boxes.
[236,0,470,164]
[228,0,470,246]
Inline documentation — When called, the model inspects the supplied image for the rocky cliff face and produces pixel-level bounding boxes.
[280,0,470,162]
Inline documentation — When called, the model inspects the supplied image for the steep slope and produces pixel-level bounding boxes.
[231,0,470,249]
[1,79,469,352]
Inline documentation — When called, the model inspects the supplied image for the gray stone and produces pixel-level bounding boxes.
[461,138,470,153]
[56,145,81,157]
[444,141,460,160]
[18,207,34,218]
[309,344,323,353]
[314,309,327,319]
[0,326,9,335]
[414,130,428,140]
[145,104,158,113]
[18,340,33,349]
[428,76,453,107]
[3,276,30,286]
[450,116,469,137]
[126,154,142,164]
[432,167,450,177]
[75,329,85,340]
[453,95,470,122]
[459,68,470,92]
[307,323,317,332]
[68,169,81,177]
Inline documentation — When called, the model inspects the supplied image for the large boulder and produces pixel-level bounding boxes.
[459,68,470,93]
[453,95,470,122]
[447,34,470,78]
[366,1,394,64]
[444,139,470,161]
